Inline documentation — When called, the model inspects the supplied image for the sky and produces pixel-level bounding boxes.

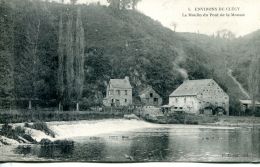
[57,0,260,37]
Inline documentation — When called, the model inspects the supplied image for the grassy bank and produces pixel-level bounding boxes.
[0,109,133,124]
[212,116,260,126]
[141,113,219,125]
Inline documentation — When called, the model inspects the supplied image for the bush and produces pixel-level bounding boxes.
[22,134,37,143]
[39,138,52,145]
[0,124,37,143]
[25,122,55,138]
[14,126,25,135]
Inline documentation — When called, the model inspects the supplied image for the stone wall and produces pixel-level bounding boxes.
[169,96,199,114]
[197,80,229,115]
[169,80,229,115]
[104,88,132,106]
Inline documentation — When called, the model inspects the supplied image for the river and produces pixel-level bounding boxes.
[1,122,259,162]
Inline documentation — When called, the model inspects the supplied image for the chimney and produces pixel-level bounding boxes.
[125,76,129,81]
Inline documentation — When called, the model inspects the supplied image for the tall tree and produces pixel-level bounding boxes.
[64,8,74,110]
[74,8,85,111]
[63,3,85,111]
[248,55,260,115]
[0,0,14,108]
[25,1,42,109]
[57,2,64,111]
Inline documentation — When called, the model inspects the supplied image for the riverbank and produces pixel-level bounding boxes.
[1,116,260,146]
[0,119,160,145]
[1,118,259,162]
[0,110,131,124]
[205,116,260,127]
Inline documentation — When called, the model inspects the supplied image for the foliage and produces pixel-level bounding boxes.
[0,0,14,107]
[107,0,141,10]
[0,123,36,143]
[25,121,55,137]
[0,0,257,114]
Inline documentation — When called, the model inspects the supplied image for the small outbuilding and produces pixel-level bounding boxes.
[240,100,260,113]
[139,86,162,107]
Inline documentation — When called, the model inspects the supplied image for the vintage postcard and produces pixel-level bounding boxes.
[0,0,259,163]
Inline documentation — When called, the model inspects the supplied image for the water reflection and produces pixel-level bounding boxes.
[129,131,170,161]
[15,126,260,162]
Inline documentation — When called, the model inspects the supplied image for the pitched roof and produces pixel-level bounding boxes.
[109,77,132,89]
[139,86,161,98]
[139,86,154,95]
[169,79,213,97]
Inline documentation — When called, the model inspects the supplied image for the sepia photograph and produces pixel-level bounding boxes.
[0,0,259,163]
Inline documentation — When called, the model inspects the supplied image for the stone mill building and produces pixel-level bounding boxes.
[169,79,229,115]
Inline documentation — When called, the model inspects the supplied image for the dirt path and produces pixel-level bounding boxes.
[227,68,250,99]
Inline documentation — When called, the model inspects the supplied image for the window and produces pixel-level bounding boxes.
[125,99,127,103]
[125,90,128,95]
[184,97,186,103]
[112,99,114,103]
[176,98,178,103]
[150,93,153,98]
[117,90,120,95]
[154,98,158,102]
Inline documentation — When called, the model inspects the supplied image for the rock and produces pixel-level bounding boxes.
[0,136,20,145]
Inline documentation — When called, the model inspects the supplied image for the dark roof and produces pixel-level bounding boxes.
[109,77,132,89]
[170,79,214,97]
[139,86,154,95]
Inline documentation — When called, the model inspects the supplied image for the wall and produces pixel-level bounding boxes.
[169,80,229,115]
[169,96,199,114]
[197,80,229,115]
[104,85,132,106]
[140,88,162,106]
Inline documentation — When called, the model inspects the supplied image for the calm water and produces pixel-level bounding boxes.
[13,125,260,162]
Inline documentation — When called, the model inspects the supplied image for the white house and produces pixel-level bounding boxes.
[103,76,132,107]
[169,79,229,115]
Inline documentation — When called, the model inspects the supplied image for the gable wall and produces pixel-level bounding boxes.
[104,83,132,106]
[197,80,229,114]
[140,88,162,106]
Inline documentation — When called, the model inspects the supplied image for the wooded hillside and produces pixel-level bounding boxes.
[0,0,259,114]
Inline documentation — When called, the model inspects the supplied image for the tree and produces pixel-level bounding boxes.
[74,8,85,111]
[216,29,236,40]
[25,1,42,109]
[64,7,74,110]
[132,0,141,10]
[57,2,65,111]
[63,3,85,111]
[107,0,120,9]
[107,0,141,10]
[248,55,260,115]
[0,0,15,109]
[171,22,177,32]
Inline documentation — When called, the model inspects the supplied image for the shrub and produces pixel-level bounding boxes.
[25,122,55,138]
[39,138,52,145]
[0,124,37,143]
